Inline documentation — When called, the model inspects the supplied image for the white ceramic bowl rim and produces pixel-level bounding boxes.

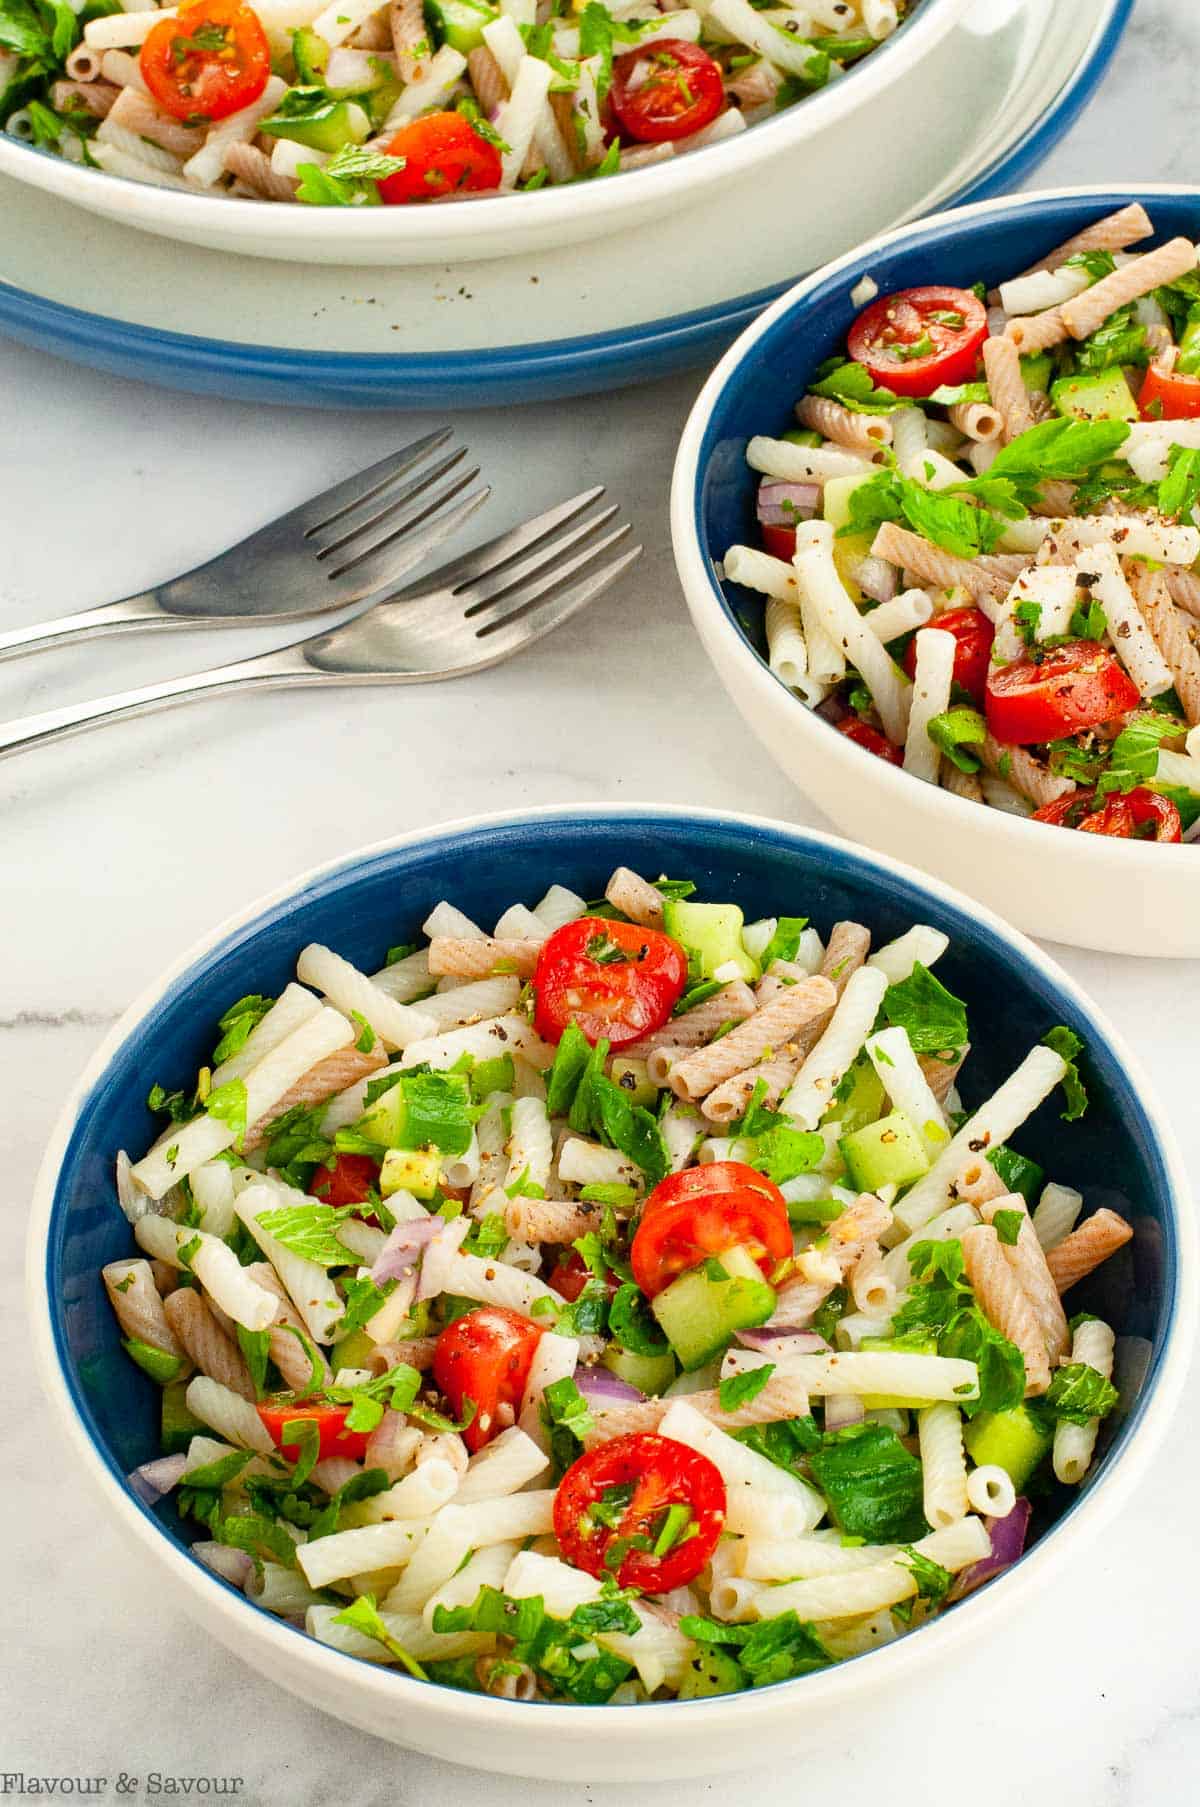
[672,183,1200,877]
[27,802,1199,1740]
[0,0,969,249]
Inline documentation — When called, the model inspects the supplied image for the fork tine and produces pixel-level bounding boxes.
[296,428,454,535]
[309,446,469,558]
[324,465,486,584]
[460,502,621,616]
[354,483,493,598]
[469,544,643,666]
[384,485,608,604]
[469,523,634,632]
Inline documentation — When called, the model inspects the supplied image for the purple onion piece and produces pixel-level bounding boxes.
[823,1393,866,1431]
[757,480,821,529]
[853,554,899,604]
[373,1214,441,1285]
[573,1364,644,1406]
[815,693,849,726]
[193,1542,255,1589]
[949,1497,1032,1601]
[127,1453,188,1505]
[736,1326,831,1354]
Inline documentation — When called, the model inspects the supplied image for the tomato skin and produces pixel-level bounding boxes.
[307,1153,377,1208]
[141,0,270,123]
[548,1249,621,1303]
[761,522,797,561]
[255,1398,370,1462]
[847,285,988,397]
[1139,364,1200,421]
[553,1433,726,1592]
[1033,786,1182,842]
[432,1306,542,1453]
[985,640,1141,744]
[532,916,688,1049]
[631,1167,791,1298]
[644,1160,784,1213]
[609,40,725,143]
[903,606,995,703]
[378,112,502,204]
[836,716,904,764]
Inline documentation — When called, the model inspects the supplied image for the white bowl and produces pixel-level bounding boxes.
[29,804,1196,1779]
[0,0,970,265]
[671,184,1200,957]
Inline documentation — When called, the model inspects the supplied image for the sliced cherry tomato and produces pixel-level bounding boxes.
[377,112,502,204]
[307,1152,377,1208]
[609,40,724,144]
[836,716,904,764]
[631,1169,791,1298]
[643,1160,785,1215]
[1139,363,1200,421]
[761,521,797,561]
[532,915,688,1049]
[548,1248,622,1303]
[1033,786,1182,842]
[985,640,1141,745]
[553,1433,726,1592]
[432,1306,542,1453]
[140,0,270,123]
[847,285,988,398]
[255,1397,370,1463]
[903,605,995,703]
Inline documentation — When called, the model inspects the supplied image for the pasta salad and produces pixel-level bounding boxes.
[107,863,1133,1703]
[1,0,913,203]
[725,203,1200,843]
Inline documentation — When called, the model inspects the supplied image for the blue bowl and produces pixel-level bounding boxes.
[27,807,1197,1772]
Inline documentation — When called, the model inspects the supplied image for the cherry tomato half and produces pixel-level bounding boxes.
[985,641,1141,745]
[548,1248,621,1303]
[553,1433,726,1592]
[609,40,725,144]
[141,0,270,123]
[1139,363,1200,421]
[903,605,995,703]
[631,1166,791,1298]
[847,285,988,398]
[643,1160,786,1215]
[378,112,502,204]
[761,521,797,561]
[255,1397,370,1463]
[432,1306,542,1453]
[307,1152,378,1208]
[1033,786,1182,842]
[836,716,904,764]
[533,916,688,1049]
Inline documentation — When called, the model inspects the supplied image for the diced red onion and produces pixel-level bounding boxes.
[192,1541,255,1589]
[850,554,898,604]
[757,480,820,528]
[127,1453,188,1505]
[370,1215,441,1285]
[573,1364,644,1406]
[949,1497,1032,1601]
[823,1393,866,1430]
[815,694,849,726]
[736,1326,831,1355]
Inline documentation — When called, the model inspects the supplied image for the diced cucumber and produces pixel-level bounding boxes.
[821,472,875,533]
[365,74,403,127]
[785,1196,846,1226]
[357,1071,471,1156]
[824,1058,886,1135]
[661,898,758,983]
[292,25,328,84]
[1050,366,1138,422]
[610,1057,658,1110]
[859,1333,937,1407]
[380,1147,441,1199]
[650,1245,775,1371]
[161,1380,204,1455]
[964,1404,1052,1489]
[260,96,371,153]
[331,1328,376,1371]
[603,1344,677,1396]
[839,1110,931,1193]
[678,1648,744,1698]
[426,0,496,53]
[1019,351,1053,393]
[123,1336,185,1385]
[1179,304,1200,376]
[782,427,822,448]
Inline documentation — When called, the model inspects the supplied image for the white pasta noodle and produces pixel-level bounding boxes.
[417,1217,559,1325]
[746,436,880,484]
[307,1604,493,1665]
[792,521,911,743]
[399,1013,553,1072]
[532,884,586,931]
[184,76,286,187]
[84,8,173,48]
[518,1331,579,1419]
[965,1464,1016,1518]
[190,1160,237,1237]
[505,1095,553,1195]
[185,1378,275,1454]
[381,1494,558,1612]
[409,975,522,1032]
[918,1403,969,1529]
[368,949,434,1005]
[903,627,956,784]
[296,944,437,1051]
[132,1218,278,1332]
[421,1542,521,1630]
[866,924,948,984]
[864,588,934,643]
[495,53,553,189]
[356,1458,461,1522]
[657,1401,825,1536]
[502,1552,693,1692]
[1033,1182,1084,1252]
[234,1181,345,1345]
[1053,1317,1116,1484]
[780,965,889,1129]
[557,1136,641,1189]
[454,1427,550,1503]
[756,1518,990,1621]
[864,1026,950,1159]
[881,1202,980,1288]
[742,1350,978,1403]
[212,984,321,1087]
[723,544,800,602]
[998,264,1091,316]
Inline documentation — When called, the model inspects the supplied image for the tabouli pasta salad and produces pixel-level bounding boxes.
[725,203,1200,843]
[1,0,913,204]
[107,863,1134,1703]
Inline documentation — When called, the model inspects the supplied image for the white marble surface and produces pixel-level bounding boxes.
[3,0,1199,1798]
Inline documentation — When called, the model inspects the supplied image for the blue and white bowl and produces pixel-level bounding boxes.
[28,806,1196,1779]
[671,186,1200,956]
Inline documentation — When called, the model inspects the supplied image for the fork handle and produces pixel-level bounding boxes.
[0,593,179,662]
[0,643,320,760]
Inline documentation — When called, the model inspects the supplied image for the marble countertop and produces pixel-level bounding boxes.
[3,1,1197,1799]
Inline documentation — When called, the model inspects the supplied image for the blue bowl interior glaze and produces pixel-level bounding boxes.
[696,191,1200,668]
[47,813,1177,1639]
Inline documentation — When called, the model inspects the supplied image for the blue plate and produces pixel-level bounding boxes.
[40,808,1186,1639]
[0,0,1132,411]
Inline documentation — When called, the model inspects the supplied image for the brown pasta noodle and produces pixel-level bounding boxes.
[982,735,1076,809]
[1045,1209,1134,1294]
[243,1043,387,1150]
[582,1371,810,1447]
[50,77,118,117]
[504,1194,604,1244]
[700,1051,802,1125]
[1060,238,1198,341]
[163,1289,255,1399]
[368,1335,438,1373]
[1131,566,1200,725]
[948,399,1004,444]
[960,1224,1051,1395]
[981,334,1034,443]
[919,1046,967,1106]
[427,936,542,979]
[149,1258,180,1298]
[351,10,393,48]
[222,142,299,202]
[107,84,205,155]
[103,1258,183,1356]
[724,58,780,108]
[952,1156,1008,1207]
[1164,565,1200,621]
[1004,203,1154,283]
[620,981,757,1059]
[390,0,431,82]
[1030,480,1078,519]
[820,920,871,989]
[980,1197,1070,1364]
[771,1192,891,1327]
[246,1263,332,1389]
[548,90,585,172]
[668,975,837,1102]
[942,765,984,805]
[1004,309,1070,356]
[604,865,666,928]
[795,394,892,450]
[466,45,508,114]
[871,523,1006,600]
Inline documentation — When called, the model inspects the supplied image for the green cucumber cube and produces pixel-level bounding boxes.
[839,1110,931,1193]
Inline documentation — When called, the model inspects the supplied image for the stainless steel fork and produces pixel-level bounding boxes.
[0,428,486,662]
[0,489,640,760]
